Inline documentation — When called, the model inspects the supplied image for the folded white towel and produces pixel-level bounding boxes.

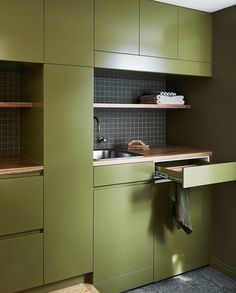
[140,94,185,105]
[157,95,184,101]
[158,100,185,105]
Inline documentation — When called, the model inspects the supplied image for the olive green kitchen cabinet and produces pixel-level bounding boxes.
[94,183,154,293]
[178,7,213,63]
[44,64,93,284]
[140,0,178,59]
[154,183,212,281]
[95,0,139,54]
[0,233,43,293]
[0,176,43,237]
[45,0,93,66]
[0,0,43,63]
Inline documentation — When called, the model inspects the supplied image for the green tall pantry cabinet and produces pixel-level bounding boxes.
[44,65,93,284]
[45,0,93,66]
[0,0,43,62]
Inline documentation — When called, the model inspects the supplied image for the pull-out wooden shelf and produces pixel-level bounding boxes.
[157,160,236,188]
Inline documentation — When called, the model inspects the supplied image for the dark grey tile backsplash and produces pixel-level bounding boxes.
[94,69,166,149]
[0,70,20,155]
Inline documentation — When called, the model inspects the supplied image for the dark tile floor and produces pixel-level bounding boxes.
[126,267,236,293]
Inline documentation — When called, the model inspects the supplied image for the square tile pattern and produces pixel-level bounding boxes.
[0,69,20,155]
[94,69,166,149]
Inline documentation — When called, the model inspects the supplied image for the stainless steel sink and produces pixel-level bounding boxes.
[93,149,143,160]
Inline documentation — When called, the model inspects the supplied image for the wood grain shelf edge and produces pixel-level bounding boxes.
[0,102,33,108]
[93,103,190,109]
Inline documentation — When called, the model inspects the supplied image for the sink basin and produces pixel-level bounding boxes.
[93,149,143,160]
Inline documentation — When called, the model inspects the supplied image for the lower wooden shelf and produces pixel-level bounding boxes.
[0,155,43,176]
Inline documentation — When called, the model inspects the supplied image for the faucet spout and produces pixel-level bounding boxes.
[94,116,101,132]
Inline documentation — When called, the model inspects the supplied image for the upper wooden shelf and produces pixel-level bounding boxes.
[93,103,190,109]
[0,102,33,108]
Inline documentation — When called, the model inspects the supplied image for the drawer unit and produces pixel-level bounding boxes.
[94,162,154,187]
[0,233,43,293]
[0,176,43,236]
[156,159,236,188]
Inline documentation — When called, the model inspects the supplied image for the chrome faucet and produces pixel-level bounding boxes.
[94,116,107,143]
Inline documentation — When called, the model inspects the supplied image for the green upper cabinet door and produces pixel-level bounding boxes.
[178,7,212,63]
[95,0,139,54]
[0,0,43,62]
[45,0,93,66]
[44,64,93,284]
[140,0,177,59]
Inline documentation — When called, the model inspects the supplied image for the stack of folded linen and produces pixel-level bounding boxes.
[140,94,185,105]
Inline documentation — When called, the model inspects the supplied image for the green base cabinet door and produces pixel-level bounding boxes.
[0,176,43,236]
[154,184,212,281]
[0,0,43,62]
[45,0,93,66]
[44,64,93,284]
[94,183,154,293]
[0,233,43,293]
[140,0,177,59]
[95,0,139,54]
[178,7,212,63]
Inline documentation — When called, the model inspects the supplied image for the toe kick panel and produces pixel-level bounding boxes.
[157,160,236,188]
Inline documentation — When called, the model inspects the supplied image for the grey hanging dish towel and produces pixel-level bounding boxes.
[169,180,193,234]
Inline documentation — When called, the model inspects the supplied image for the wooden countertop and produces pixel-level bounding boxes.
[93,145,212,166]
[0,155,43,176]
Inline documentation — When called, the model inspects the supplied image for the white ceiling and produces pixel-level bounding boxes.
[153,0,236,12]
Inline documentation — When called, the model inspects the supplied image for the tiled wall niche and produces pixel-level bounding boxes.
[94,68,166,149]
[0,62,21,155]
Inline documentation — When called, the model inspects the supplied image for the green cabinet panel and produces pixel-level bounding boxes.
[154,184,212,281]
[0,176,43,236]
[94,183,154,292]
[178,7,212,63]
[140,0,177,59]
[0,0,43,62]
[94,162,154,187]
[0,233,43,293]
[95,0,139,54]
[45,0,93,66]
[95,51,212,76]
[44,65,93,283]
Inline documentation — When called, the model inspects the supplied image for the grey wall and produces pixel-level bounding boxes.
[166,6,236,279]
[94,69,166,149]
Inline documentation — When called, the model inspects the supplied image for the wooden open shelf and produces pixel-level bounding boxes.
[0,102,33,108]
[0,155,43,176]
[93,103,190,109]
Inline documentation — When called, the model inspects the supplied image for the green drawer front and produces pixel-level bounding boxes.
[0,233,43,293]
[183,162,236,188]
[94,162,154,187]
[0,176,43,236]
